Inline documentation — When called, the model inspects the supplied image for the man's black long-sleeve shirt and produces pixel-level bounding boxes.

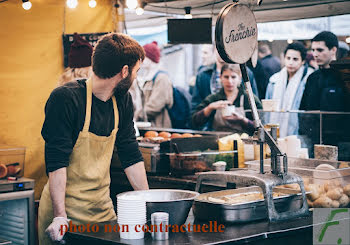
[41,80,143,174]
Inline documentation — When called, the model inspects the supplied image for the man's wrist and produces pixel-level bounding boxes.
[54,212,67,218]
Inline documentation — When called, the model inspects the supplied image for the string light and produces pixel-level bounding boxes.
[22,0,32,10]
[89,0,97,8]
[184,7,192,19]
[67,0,78,9]
[135,1,146,15]
[136,7,144,15]
[126,0,137,10]
[346,37,350,44]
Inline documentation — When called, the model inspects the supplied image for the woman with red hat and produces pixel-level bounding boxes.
[138,41,174,128]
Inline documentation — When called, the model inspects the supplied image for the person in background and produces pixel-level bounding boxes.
[191,50,259,128]
[189,44,216,95]
[300,31,344,112]
[247,58,269,100]
[138,41,173,128]
[58,33,93,86]
[39,33,149,244]
[265,42,314,137]
[305,52,318,70]
[129,79,144,122]
[337,41,350,60]
[299,31,348,153]
[192,64,262,134]
[258,42,281,79]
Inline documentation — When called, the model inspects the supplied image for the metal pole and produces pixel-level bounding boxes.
[239,64,261,128]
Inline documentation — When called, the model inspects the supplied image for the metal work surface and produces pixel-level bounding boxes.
[195,171,309,222]
[193,186,306,223]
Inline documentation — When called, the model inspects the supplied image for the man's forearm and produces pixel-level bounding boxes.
[124,162,149,190]
[48,167,67,218]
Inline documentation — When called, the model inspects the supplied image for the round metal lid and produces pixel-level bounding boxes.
[215,3,258,64]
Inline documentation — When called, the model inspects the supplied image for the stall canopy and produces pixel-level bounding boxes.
[125,0,350,29]
[128,14,350,45]
[125,0,350,44]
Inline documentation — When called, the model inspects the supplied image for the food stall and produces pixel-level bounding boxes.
[66,0,350,244]
[0,0,349,244]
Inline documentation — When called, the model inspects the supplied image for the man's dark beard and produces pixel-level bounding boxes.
[114,72,132,97]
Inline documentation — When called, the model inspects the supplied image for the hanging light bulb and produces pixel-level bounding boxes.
[184,7,192,19]
[126,0,138,10]
[89,0,97,8]
[346,36,350,44]
[22,0,32,10]
[268,38,274,43]
[135,1,146,15]
[287,39,293,44]
[135,7,144,15]
[67,0,78,9]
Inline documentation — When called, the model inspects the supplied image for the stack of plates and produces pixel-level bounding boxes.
[117,195,146,239]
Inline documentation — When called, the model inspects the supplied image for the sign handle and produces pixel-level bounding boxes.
[239,63,261,128]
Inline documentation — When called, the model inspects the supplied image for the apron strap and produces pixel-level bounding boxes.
[83,78,119,132]
[240,94,244,108]
[83,78,93,132]
[111,96,119,130]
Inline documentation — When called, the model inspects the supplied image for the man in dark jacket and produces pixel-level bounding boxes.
[258,42,281,79]
[299,31,349,155]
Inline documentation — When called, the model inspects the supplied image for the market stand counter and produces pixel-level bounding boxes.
[65,211,344,244]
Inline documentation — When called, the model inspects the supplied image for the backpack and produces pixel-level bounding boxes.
[152,71,192,129]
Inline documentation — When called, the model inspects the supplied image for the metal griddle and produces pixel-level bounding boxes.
[193,185,306,223]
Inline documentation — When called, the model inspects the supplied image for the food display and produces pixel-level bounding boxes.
[193,186,306,223]
[246,158,350,208]
[169,153,210,173]
[182,133,193,138]
[205,191,286,205]
[158,131,171,139]
[0,146,25,178]
[144,131,158,138]
[140,131,202,144]
[314,144,338,161]
[218,133,254,169]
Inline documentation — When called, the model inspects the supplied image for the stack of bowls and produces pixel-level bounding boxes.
[117,195,146,239]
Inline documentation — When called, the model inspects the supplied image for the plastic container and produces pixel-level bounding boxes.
[118,223,145,239]
[168,150,236,174]
[0,145,25,178]
[245,157,350,208]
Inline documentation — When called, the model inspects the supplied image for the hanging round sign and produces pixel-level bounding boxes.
[215,3,258,64]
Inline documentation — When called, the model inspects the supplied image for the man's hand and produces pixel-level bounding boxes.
[45,216,70,242]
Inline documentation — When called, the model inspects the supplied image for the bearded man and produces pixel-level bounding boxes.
[38,33,149,244]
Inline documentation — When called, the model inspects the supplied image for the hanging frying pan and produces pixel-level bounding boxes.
[215,3,258,64]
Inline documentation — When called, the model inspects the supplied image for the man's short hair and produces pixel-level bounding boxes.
[312,31,339,50]
[284,42,307,61]
[92,33,145,79]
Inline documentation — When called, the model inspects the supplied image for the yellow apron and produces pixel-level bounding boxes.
[38,78,119,244]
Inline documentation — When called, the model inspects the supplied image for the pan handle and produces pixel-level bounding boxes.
[195,171,244,193]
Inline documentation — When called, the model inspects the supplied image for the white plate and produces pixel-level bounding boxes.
[135,122,152,128]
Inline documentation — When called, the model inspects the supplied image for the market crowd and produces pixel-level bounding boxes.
[59,31,350,154]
